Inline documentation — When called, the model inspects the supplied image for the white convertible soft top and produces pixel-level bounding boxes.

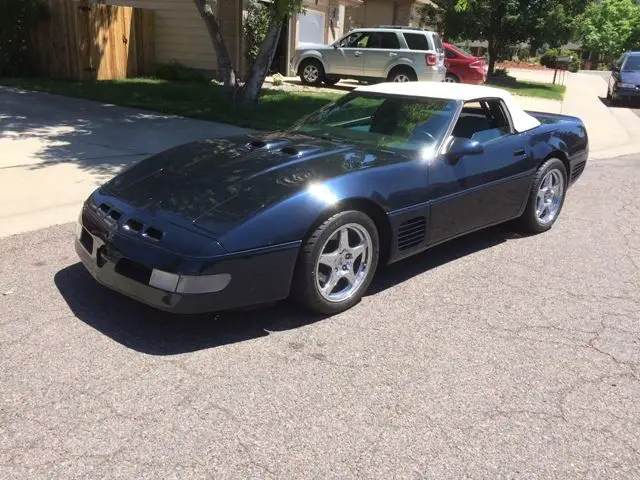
[355,82,541,133]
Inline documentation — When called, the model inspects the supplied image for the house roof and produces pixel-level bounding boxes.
[354,81,542,132]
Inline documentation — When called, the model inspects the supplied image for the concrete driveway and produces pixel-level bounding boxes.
[1,153,640,478]
[0,88,247,238]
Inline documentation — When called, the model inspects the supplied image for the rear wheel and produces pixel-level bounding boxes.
[518,158,567,233]
[444,74,459,83]
[388,68,417,83]
[292,211,379,315]
[299,59,324,86]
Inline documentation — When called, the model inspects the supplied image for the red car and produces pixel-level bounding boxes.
[443,43,487,84]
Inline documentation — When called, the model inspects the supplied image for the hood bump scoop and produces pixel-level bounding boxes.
[280,145,321,157]
[247,139,290,150]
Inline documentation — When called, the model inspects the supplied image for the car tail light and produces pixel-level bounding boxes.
[469,60,483,71]
[425,53,437,66]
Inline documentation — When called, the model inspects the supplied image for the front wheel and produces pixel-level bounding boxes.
[299,59,324,86]
[444,74,458,83]
[518,158,567,233]
[292,211,379,315]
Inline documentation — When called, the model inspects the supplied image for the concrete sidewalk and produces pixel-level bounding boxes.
[0,87,248,238]
[509,68,640,159]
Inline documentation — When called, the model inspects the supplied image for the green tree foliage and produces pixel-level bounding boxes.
[0,0,49,76]
[243,0,271,64]
[575,0,640,57]
[420,1,588,73]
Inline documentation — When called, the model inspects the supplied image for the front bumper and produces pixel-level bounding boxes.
[75,218,300,315]
[613,86,640,100]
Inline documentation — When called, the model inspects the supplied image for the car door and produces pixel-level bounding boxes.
[360,32,401,79]
[427,99,535,245]
[326,31,368,76]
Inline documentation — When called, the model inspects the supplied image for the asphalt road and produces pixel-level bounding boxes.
[2,155,640,479]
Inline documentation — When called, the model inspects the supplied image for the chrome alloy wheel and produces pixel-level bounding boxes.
[392,74,411,82]
[303,64,320,83]
[316,223,373,303]
[536,169,564,225]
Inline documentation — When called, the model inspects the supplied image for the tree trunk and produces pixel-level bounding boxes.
[192,0,237,90]
[236,17,284,107]
[488,37,499,74]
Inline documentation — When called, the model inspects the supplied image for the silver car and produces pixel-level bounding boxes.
[291,26,446,86]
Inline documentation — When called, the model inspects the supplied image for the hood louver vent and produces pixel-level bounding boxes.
[398,217,426,251]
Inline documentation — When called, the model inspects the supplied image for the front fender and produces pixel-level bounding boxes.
[295,51,329,74]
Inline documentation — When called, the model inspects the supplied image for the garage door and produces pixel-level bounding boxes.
[298,11,325,45]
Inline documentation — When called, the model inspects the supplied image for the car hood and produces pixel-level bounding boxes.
[101,133,399,234]
[621,71,640,83]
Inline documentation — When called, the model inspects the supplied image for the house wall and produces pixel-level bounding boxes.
[104,0,241,73]
[345,0,431,31]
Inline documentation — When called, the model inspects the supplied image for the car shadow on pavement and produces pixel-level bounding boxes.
[54,224,521,356]
[597,96,640,109]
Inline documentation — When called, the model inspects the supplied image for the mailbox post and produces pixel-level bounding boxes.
[553,56,572,85]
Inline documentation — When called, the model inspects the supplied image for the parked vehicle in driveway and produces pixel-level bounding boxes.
[607,51,640,105]
[443,43,488,84]
[291,25,446,86]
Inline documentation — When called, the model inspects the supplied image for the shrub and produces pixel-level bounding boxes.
[154,61,208,83]
[271,73,284,86]
[243,0,271,64]
[540,47,580,72]
[0,0,49,76]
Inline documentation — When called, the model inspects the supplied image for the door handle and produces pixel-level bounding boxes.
[513,148,526,156]
[389,52,397,57]
[354,51,362,57]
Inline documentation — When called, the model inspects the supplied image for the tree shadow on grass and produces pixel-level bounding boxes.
[55,223,522,356]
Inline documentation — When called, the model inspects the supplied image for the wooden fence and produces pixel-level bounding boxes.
[31,0,155,80]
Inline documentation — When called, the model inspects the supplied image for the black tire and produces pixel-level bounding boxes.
[518,158,568,233]
[444,74,459,83]
[387,67,417,83]
[292,210,379,315]
[323,76,341,86]
[299,59,324,86]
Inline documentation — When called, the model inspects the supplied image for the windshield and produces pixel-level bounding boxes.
[290,93,457,152]
[623,56,640,71]
[449,44,475,57]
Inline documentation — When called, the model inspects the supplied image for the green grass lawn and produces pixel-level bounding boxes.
[486,78,566,101]
[0,76,565,131]
[0,77,341,131]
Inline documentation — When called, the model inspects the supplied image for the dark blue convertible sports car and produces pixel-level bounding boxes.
[75,82,588,314]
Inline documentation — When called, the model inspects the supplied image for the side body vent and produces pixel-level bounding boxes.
[570,161,586,183]
[397,217,427,251]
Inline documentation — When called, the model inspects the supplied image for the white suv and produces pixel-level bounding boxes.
[291,26,446,86]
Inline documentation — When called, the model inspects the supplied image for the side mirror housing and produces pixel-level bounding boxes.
[446,137,484,161]
[611,62,619,71]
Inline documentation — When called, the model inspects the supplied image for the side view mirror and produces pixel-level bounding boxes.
[446,137,484,161]
[611,63,619,71]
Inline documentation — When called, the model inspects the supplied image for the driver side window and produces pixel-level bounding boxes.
[451,99,513,145]
[339,32,369,48]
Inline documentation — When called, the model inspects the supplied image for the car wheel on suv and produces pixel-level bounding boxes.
[299,59,325,86]
[388,67,417,83]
